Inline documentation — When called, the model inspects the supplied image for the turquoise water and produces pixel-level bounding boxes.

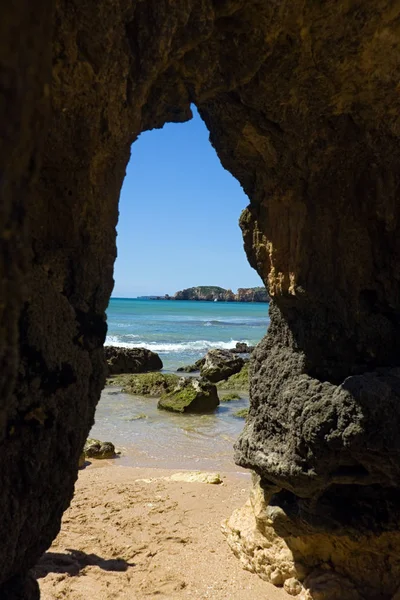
[106,298,270,370]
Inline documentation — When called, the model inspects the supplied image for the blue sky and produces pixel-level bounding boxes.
[112,106,263,298]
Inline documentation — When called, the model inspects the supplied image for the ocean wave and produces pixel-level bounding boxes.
[104,338,247,353]
[201,319,267,327]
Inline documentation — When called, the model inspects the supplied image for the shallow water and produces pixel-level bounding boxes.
[90,386,249,472]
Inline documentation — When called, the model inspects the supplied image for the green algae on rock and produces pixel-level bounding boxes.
[158,378,219,413]
[217,364,249,391]
[121,372,180,396]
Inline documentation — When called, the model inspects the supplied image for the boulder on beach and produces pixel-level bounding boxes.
[105,345,163,375]
[158,377,219,413]
[84,438,117,459]
[200,349,244,383]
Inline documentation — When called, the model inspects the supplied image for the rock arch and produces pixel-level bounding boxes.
[1,1,400,597]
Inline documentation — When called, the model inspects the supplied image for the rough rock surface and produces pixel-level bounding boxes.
[200,349,245,383]
[84,438,117,460]
[158,377,219,414]
[223,475,400,599]
[105,345,162,375]
[1,0,400,598]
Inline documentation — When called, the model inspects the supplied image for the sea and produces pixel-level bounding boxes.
[90,298,270,472]
[105,298,270,370]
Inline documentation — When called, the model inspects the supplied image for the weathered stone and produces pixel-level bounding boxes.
[105,345,163,375]
[158,377,219,413]
[1,0,400,597]
[200,349,245,383]
[223,475,400,599]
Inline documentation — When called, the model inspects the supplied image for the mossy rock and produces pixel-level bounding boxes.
[220,392,241,402]
[233,408,249,419]
[217,363,249,391]
[84,438,117,459]
[121,372,180,396]
[158,377,219,413]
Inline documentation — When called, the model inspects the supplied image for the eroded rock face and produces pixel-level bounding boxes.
[1,0,400,597]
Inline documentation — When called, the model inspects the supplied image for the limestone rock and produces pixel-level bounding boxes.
[158,377,219,413]
[105,346,162,375]
[223,475,400,599]
[167,471,222,484]
[200,349,245,383]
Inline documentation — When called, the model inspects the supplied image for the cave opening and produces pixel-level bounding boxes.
[91,104,270,471]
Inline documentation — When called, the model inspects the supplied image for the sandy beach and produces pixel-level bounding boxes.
[36,462,289,600]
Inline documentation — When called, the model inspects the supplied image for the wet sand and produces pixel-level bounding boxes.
[36,463,290,600]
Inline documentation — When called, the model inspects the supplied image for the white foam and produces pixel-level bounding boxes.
[104,338,246,353]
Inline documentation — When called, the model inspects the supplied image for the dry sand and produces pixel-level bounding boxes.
[36,462,290,600]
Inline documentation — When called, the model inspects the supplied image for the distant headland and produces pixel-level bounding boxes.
[137,286,270,303]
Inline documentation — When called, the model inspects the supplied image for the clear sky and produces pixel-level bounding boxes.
[112,106,263,298]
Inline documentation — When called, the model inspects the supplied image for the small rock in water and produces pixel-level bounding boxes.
[158,377,219,413]
[84,438,118,459]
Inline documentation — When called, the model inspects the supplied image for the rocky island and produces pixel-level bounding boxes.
[172,286,270,302]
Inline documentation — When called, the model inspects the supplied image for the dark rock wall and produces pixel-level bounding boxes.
[1,0,400,597]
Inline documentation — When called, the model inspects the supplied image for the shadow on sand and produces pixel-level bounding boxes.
[33,549,135,578]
